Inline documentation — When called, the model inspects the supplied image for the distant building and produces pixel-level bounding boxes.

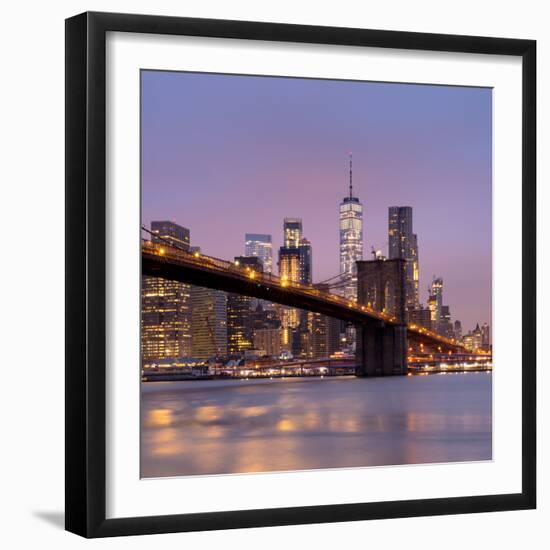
[141,275,192,362]
[227,256,263,354]
[191,286,227,360]
[253,328,281,358]
[388,206,419,310]
[251,302,280,331]
[283,217,302,248]
[339,154,363,302]
[245,233,273,273]
[409,306,433,330]
[463,323,483,352]
[481,322,491,350]
[151,220,190,250]
[278,219,313,355]
[440,305,454,339]
[305,284,341,359]
[141,221,192,362]
[428,276,444,333]
[454,320,463,341]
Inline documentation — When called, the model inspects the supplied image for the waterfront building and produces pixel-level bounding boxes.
[191,286,227,360]
[245,233,273,273]
[339,154,363,301]
[141,275,192,362]
[388,206,419,309]
[141,221,192,362]
[253,328,281,358]
[463,323,483,352]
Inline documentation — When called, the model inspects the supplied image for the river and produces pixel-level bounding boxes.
[141,372,492,478]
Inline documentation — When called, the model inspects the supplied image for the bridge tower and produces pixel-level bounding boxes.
[355,258,408,376]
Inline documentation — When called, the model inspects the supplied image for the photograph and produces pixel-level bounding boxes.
[140,70,493,479]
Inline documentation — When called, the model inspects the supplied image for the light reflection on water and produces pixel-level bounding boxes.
[141,373,492,478]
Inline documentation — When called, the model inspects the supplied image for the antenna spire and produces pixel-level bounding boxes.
[349,152,353,199]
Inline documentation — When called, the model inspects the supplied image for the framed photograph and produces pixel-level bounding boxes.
[65,11,536,538]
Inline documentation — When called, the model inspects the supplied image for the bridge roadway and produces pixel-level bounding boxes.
[142,241,465,353]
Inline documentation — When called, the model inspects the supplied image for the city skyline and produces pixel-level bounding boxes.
[141,70,492,330]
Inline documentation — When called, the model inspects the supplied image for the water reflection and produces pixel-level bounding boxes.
[141,373,492,478]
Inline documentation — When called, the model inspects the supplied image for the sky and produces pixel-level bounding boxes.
[141,70,492,332]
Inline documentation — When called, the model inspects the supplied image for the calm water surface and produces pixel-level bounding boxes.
[141,373,492,478]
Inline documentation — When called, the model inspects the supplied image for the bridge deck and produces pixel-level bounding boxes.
[142,241,465,351]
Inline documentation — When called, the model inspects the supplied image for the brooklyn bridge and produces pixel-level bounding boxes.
[142,233,468,377]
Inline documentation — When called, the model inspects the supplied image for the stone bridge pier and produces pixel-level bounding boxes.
[355,323,407,376]
[355,258,408,376]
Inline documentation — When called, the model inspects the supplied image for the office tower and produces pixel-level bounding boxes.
[454,320,463,341]
[298,238,312,284]
[481,322,491,350]
[141,221,192,364]
[150,220,190,250]
[306,284,341,359]
[440,305,454,339]
[245,233,273,273]
[278,220,313,355]
[141,276,192,363]
[278,247,303,348]
[388,206,419,310]
[409,306,433,331]
[283,218,302,248]
[339,154,363,301]
[428,276,444,333]
[227,257,263,354]
[191,286,227,360]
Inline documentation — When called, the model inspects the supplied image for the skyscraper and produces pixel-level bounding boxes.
[481,322,491,350]
[339,154,363,301]
[245,233,273,273]
[306,284,341,359]
[227,256,263,354]
[191,286,227,360]
[141,221,192,363]
[283,218,302,248]
[454,320,463,341]
[428,276,443,333]
[388,206,419,310]
[440,305,454,339]
[141,276,192,363]
[278,219,313,356]
[278,219,312,284]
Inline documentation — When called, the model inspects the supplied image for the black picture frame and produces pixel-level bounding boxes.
[65,11,536,538]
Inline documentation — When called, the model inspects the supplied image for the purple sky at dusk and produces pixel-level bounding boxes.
[141,70,492,332]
